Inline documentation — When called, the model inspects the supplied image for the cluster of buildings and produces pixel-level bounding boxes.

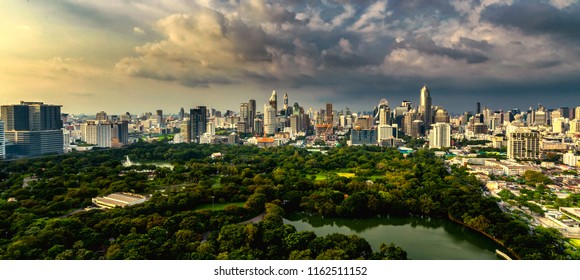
[1,87,580,167]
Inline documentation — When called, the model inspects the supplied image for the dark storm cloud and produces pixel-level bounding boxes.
[481,1,580,41]
[397,36,489,64]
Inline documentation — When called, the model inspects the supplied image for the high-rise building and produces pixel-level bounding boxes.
[419,85,432,128]
[404,108,420,136]
[179,107,185,121]
[325,103,333,126]
[283,93,289,115]
[1,101,63,158]
[248,99,256,133]
[240,103,249,124]
[190,106,207,143]
[570,119,580,134]
[575,106,580,120]
[507,130,541,160]
[429,123,451,149]
[434,108,450,123]
[96,111,108,121]
[378,124,398,143]
[264,104,276,135]
[0,121,4,160]
[376,99,391,126]
[476,102,481,115]
[552,117,568,134]
[156,110,163,126]
[269,90,278,113]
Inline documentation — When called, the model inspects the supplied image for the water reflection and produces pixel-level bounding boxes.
[284,214,503,260]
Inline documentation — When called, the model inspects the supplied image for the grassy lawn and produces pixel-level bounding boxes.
[570,239,580,248]
[314,173,329,181]
[336,172,356,178]
[195,201,245,211]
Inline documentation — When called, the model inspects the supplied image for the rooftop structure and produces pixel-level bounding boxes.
[92,192,148,209]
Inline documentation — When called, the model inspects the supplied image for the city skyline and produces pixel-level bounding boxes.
[2,1,580,114]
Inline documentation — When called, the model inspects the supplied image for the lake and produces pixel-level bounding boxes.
[284,214,506,260]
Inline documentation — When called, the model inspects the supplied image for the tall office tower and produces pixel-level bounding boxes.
[394,101,411,129]
[376,99,391,126]
[534,106,547,126]
[248,99,256,133]
[179,108,185,121]
[254,118,264,136]
[574,106,580,120]
[429,123,451,149]
[434,108,450,123]
[419,85,432,128]
[504,111,514,124]
[180,120,191,143]
[1,102,63,158]
[264,104,276,135]
[1,104,31,131]
[507,130,541,160]
[570,119,580,134]
[0,121,4,160]
[559,107,570,119]
[190,106,207,143]
[476,102,481,115]
[121,112,131,122]
[96,111,108,121]
[269,90,278,113]
[111,121,129,147]
[240,102,249,124]
[483,107,492,126]
[404,108,420,136]
[411,120,424,138]
[156,110,163,126]
[283,93,289,115]
[326,103,333,125]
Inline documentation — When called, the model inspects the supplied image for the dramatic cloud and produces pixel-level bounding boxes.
[3,0,580,113]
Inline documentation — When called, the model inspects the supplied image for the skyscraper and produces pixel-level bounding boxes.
[190,106,207,143]
[0,121,4,160]
[264,104,276,135]
[248,99,256,133]
[283,93,289,115]
[96,111,108,121]
[1,101,63,158]
[419,85,432,128]
[269,90,278,113]
[325,103,333,126]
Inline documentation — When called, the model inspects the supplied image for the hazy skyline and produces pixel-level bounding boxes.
[2,0,580,114]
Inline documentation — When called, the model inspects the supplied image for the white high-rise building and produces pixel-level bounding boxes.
[429,123,451,149]
[419,85,432,128]
[264,104,276,135]
[552,117,568,134]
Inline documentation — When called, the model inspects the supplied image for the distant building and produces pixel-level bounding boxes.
[1,101,63,158]
[419,85,432,128]
[350,128,377,146]
[507,130,541,160]
[0,121,4,160]
[429,123,451,149]
[190,106,207,143]
[92,192,148,209]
